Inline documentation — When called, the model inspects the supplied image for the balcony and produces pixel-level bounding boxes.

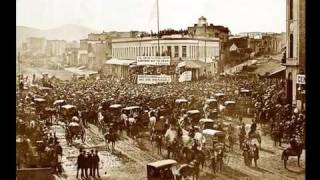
[281,57,299,66]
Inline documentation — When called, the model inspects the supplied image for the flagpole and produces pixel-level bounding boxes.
[157,0,160,56]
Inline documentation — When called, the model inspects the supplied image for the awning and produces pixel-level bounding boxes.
[64,67,98,76]
[105,58,136,66]
[178,60,207,69]
[268,66,286,77]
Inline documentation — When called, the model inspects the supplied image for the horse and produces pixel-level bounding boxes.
[65,124,85,145]
[104,129,118,152]
[281,142,304,169]
[248,131,262,148]
[176,160,200,180]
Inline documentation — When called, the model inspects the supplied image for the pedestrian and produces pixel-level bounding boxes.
[253,144,259,167]
[76,150,84,179]
[89,150,94,177]
[83,151,90,178]
[217,149,224,172]
[92,149,100,177]
[210,149,217,174]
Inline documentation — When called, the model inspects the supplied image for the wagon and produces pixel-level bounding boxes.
[199,118,215,130]
[175,99,188,109]
[122,106,141,117]
[202,129,226,146]
[61,104,77,122]
[187,110,201,125]
[147,159,178,180]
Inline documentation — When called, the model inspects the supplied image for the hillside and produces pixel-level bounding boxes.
[16,24,98,47]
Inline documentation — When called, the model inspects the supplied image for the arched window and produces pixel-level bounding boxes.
[289,34,294,58]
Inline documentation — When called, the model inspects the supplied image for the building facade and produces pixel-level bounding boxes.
[109,35,220,79]
[187,16,230,73]
[27,37,46,55]
[112,36,220,63]
[284,0,305,111]
[46,40,67,56]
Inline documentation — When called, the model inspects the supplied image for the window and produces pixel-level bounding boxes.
[174,46,179,57]
[289,34,294,58]
[182,46,187,57]
[167,46,172,57]
[289,0,293,20]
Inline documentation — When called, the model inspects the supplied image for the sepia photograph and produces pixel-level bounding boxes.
[16,0,305,179]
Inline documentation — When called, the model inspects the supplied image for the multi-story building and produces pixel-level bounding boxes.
[187,16,230,73]
[283,0,305,111]
[27,37,46,55]
[107,35,220,79]
[77,31,143,71]
[46,40,67,56]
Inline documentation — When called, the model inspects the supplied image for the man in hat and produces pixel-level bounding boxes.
[76,150,85,179]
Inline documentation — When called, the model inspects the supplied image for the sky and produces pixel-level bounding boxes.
[17,0,286,34]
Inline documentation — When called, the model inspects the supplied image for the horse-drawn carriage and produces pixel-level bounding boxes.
[202,129,226,147]
[147,159,178,180]
[223,101,236,116]
[61,104,77,122]
[199,118,216,130]
[175,99,188,109]
[34,98,47,114]
[65,121,85,145]
[204,98,219,119]
[187,110,201,126]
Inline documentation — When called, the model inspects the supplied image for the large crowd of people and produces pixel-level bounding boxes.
[16,71,305,174]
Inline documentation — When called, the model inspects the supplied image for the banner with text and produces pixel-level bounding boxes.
[137,75,172,84]
[137,56,171,66]
[179,71,192,82]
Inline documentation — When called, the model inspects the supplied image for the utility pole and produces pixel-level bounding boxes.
[157,0,160,56]
[204,25,207,63]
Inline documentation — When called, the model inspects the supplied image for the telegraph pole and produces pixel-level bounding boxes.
[204,25,207,63]
[157,0,160,56]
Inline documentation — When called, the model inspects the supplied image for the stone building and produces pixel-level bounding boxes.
[27,37,46,55]
[46,40,67,56]
[187,16,230,73]
[283,0,305,111]
[107,35,220,79]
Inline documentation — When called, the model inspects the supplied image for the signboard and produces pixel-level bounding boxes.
[179,71,192,82]
[297,74,305,84]
[137,75,172,84]
[136,56,170,66]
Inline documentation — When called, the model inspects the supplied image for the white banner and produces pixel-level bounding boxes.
[137,75,172,84]
[297,74,305,84]
[136,56,170,66]
[179,71,192,82]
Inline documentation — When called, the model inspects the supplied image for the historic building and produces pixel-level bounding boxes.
[26,37,46,55]
[107,35,220,79]
[45,40,67,56]
[187,16,230,73]
[77,31,144,71]
[283,0,305,111]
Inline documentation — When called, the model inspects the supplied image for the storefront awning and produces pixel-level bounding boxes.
[178,60,207,69]
[64,67,98,76]
[105,58,136,66]
[268,66,286,77]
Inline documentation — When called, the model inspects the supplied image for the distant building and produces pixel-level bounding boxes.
[76,31,144,71]
[46,40,67,56]
[64,47,79,66]
[283,0,305,111]
[27,37,46,55]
